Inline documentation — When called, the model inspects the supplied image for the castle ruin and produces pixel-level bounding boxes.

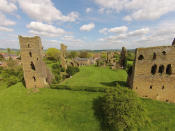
[18,36,52,88]
[60,44,67,70]
[128,42,175,103]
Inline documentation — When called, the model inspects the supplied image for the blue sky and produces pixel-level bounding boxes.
[0,0,175,50]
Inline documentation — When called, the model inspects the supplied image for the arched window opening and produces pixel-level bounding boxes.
[28,43,30,48]
[158,65,164,74]
[29,52,32,57]
[33,76,36,82]
[153,52,156,60]
[150,85,152,89]
[162,86,165,90]
[162,51,166,55]
[30,62,36,71]
[166,64,172,75]
[151,64,157,75]
[138,55,144,60]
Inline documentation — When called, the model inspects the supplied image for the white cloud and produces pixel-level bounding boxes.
[26,21,66,37]
[0,12,16,26]
[0,0,17,13]
[94,0,175,21]
[128,28,150,36]
[108,26,128,33]
[99,26,128,34]
[99,28,108,34]
[86,8,92,13]
[17,0,79,23]
[0,26,13,32]
[80,23,95,31]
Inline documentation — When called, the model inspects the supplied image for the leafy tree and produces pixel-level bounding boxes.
[66,66,79,77]
[79,51,90,58]
[127,51,135,61]
[68,51,78,59]
[46,48,60,61]
[51,63,61,83]
[0,53,4,61]
[101,52,107,60]
[120,47,127,68]
[101,87,150,130]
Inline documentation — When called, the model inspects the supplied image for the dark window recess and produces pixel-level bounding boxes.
[33,76,36,82]
[158,65,164,74]
[151,64,157,74]
[162,86,165,90]
[28,44,30,48]
[138,55,144,60]
[30,62,36,71]
[153,52,156,60]
[162,51,166,55]
[37,58,38,61]
[166,64,172,75]
[150,85,152,89]
[29,52,32,57]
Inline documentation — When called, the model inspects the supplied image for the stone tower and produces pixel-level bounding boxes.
[60,43,67,70]
[128,45,175,103]
[18,36,51,88]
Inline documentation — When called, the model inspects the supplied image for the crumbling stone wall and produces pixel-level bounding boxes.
[60,44,67,70]
[128,45,175,103]
[18,36,52,88]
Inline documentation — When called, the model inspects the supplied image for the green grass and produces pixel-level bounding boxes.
[59,66,127,89]
[0,66,175,130]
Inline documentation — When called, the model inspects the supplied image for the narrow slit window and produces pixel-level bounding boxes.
[153,52,156,60]
[33,76,36,82]
[29,52,32,57]
[30,62,36,71]
[150,85,152,89]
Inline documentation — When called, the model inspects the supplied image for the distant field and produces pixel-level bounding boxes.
[0,66,175,130]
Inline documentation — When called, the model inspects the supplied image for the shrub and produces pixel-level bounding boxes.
[66,66,79,77]
[51,63,61,83]
[101,87,150,130]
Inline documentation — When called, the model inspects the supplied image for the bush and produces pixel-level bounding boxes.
[51,63,61,83]
[66,66,79,77]
[101,87,150,130]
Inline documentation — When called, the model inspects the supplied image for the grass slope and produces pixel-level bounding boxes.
[0,66,175,130]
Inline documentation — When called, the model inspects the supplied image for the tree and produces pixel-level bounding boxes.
[101,87,150,130]
[66,66,79,77]
[120,47,127,68]
[46,48,60,61]
[69,51,78,59]
[7,48,11,55]
[0,54,4,61]
[79,51,90,58]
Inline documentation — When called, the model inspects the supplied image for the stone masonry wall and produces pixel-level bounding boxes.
[18,36,50,88]
[129,46,175,103]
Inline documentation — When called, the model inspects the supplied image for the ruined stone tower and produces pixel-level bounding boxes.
[19,36,52,88]
[128,44,175,103]
[60,44,67,70]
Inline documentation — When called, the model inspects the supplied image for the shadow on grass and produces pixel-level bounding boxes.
[92,97,109,131]
[100,80,127,87]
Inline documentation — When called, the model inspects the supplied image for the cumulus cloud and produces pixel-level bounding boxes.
[0,0,17,13]
[99,28,108,34]
[99,26,128,34]
[109,26,128,33]
[0,12,16,26]
[128,28,150,36]
[26,21,66,37]
[80,23,95,31]
[17,0,79,23]
[0,26,13,32]
[94,0,175,21]
[86,8,92,13]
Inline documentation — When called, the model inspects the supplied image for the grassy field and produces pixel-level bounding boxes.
[0,66,175,130]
